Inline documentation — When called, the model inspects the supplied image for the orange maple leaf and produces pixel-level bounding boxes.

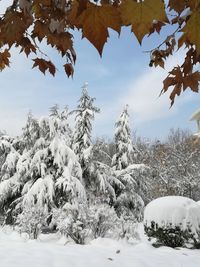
[74,2,121,55]
[120,0,167,43]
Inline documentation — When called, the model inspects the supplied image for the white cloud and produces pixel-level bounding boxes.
[93,48,196,138]
[120,49,190,124]
[122,68,174,124]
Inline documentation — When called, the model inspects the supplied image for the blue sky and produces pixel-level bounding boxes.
[0,1,200,140]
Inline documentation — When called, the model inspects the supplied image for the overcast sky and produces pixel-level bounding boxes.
[0,1,200,140]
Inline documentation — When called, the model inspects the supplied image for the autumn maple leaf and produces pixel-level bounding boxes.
[120,0,168,43]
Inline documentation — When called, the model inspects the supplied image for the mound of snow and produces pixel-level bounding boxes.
[144,196,200,234]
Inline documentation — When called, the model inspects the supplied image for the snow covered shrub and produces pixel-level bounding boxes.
[118,215,140,241]
[144,196,200,248]
[53,203,89,244]
[88,203,119,239]
[16,205,48,239]
[53,202,120,243]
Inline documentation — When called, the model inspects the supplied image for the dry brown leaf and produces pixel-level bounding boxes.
[120,0,167,43]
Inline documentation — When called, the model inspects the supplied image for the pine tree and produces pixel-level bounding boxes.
[111,106,146,222]
[72,83,100,174]
[21,112,40,151]
[0,135,22,223]
[21,105,85,209]
[112,105,135,170]
[71,84,120,203]
[0,105,85,224]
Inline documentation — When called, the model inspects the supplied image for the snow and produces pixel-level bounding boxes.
[2,149,20,174]
[144,196,200,234]
[23,175,55,206]
[126,164,147,171]
[115,164,148,180]
[0,174,19,202]
[1,226,200,267]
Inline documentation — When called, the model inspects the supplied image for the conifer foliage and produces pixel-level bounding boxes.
[72,83,100,172]
[112,106,147,223]
[112,105,135,170]
[0,104,85,227]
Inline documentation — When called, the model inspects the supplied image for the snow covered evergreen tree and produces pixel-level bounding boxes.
[0,136,20,179]
[71,85,122,205]
[72,83,100,181]
[114,164,149,221]
[111,106,147,222]
[92,138,113,166]
[0,105,85,226]
[88,160,124,205]
[0,135,22,223]
[21,112,40,151]
[112,105,136,170]
[21,105,85,209]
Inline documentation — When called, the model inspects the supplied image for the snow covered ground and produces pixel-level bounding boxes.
[1,226,200,267]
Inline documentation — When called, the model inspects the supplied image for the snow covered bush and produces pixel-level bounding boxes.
[144,196,200,248]
[119,217,140,241]
[16,205,48,239]
[53,203,90,244]
[88,203,119,239]
[53,202,119,243]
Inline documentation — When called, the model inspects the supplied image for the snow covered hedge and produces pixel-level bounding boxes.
[144,196,200,248]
